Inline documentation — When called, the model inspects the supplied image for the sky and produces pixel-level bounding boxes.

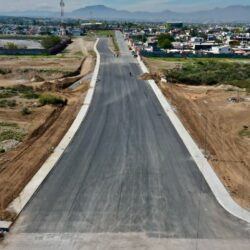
[0,0,249,12]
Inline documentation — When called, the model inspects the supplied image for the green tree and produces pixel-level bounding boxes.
[229,40,240,47]
[41,36,62,49]
[158,33,173,49]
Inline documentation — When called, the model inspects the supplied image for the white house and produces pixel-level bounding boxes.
[191,37,204,43]
[211,45,231,54]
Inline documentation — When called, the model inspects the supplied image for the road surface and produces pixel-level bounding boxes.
[2,32,250,249]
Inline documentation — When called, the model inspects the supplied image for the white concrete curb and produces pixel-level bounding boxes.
[137,57,250,224]
[0,39,101,230]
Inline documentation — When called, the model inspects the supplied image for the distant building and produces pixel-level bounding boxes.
[207,34,216,41]
[193,43,216,51]
[81,22,103,29]
[191,37,204,43]
[211,45,232,54]
[71,28,83,36]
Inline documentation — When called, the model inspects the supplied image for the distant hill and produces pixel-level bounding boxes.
[1,5,250,23]
[71,5,250,22]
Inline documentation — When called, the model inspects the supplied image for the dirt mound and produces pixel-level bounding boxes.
[139,73,161,82]
[30,75,44,82]
[0,139,20,152]
[216,84,246,92]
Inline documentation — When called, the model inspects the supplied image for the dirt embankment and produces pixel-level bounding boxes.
[144,57,250,211]
[0,37,96,220]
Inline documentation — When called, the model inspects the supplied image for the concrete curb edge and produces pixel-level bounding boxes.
[0,38,101,230]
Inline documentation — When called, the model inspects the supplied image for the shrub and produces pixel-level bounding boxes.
[41,36,62,49]
[7,100,17,108]
[0,90,17,99]
[0,85,40,100]
[39,94,66,106]
[239,128,250,137]
[21,107,32,115]
[22,91,40,99]
[0,99,17,108]
[166,60,250,89]
[4,42,18,49]
[0,68,12,75]
[0,130,25,142]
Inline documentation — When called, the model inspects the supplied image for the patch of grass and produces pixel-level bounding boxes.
[41,36,62,49]
[74,51,83,57]
[0,85,40,100]
[0,89,18,98]
[0,122,18,128]
[111,35,119,53]
[0,99,17,108]
[166,60,250,90]
[22,91,40,99]
[0,130,25,142]
[39,94,66,106]
[239,128,250,138]
[89,30,114,37]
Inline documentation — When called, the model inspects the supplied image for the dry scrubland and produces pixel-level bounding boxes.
[0,37,96,220]
[144,57,250,211]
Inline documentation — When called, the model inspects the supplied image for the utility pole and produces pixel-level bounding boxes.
[60,0,65,36]
[60,0,65,23]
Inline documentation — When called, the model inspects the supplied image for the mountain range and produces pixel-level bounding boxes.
[1,5,250,23]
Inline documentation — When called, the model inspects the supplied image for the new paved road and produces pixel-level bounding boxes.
[2,32,250,249]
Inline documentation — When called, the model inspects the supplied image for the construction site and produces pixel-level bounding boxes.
[0,36,96,220]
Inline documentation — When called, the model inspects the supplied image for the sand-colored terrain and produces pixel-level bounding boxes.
[0,37,96,220]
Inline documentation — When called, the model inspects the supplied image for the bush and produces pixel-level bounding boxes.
[4,42,18,49]
[166,60,250,89]
[39,94,66,106]
[239,128,250,137]
[0,99,17,108]
[21,107,32,115]
[0,130,25,142]
[22,91,40,99]
[41,36,62,49]
[0,89,18,99]
[0,68,12,75]
[0,85,40,100]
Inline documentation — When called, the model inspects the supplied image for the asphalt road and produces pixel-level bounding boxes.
[3,32,250,249]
